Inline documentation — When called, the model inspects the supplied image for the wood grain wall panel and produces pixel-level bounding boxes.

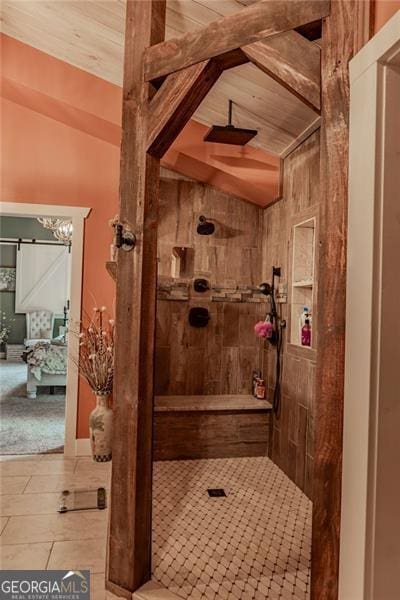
[154,410,270,461]
[156,174,265,396]
[262,130,320,498]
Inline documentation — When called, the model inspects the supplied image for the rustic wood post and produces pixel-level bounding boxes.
[311,1,371,598]
[106,0,166,596]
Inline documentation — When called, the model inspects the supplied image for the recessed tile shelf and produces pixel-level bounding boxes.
[291,217,316,348]
[293,279,314,288]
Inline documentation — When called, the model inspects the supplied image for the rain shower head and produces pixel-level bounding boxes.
[197,215,215,236]
[203,100,258,146]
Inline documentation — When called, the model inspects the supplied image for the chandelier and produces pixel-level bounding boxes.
[36,217,65,231]
[53,222,73,245]
[37,216,73,245]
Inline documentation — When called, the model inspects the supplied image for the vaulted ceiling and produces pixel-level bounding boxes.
[1,0,320,157]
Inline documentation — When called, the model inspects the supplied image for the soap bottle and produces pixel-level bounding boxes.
[301,318,312,347]
[299,307,309,344]
[255,378,266,400]
[252,370,261,397]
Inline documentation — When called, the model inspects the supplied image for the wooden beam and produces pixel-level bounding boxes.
[311,1,371,598]
[144,0,330,82]
[147,59,222,159]
[242,31,321,112]
[107,0,165,596]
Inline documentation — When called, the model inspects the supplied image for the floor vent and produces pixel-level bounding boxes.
[207,488,227,498]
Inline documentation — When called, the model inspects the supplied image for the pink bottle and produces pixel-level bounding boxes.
[301,319,311,347]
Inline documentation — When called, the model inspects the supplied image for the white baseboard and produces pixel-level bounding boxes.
[75,438,91,456]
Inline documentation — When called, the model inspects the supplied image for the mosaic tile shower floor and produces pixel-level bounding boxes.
[152,456,312,600]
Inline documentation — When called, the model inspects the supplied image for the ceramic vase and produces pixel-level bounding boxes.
[89,392,113,462]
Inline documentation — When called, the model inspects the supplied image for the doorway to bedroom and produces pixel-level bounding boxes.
[0,214,72,455]
[0,202,89,457]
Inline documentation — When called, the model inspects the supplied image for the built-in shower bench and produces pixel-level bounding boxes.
[153,394,272,461]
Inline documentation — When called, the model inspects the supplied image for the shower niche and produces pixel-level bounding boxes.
[171,246,194,279]
[290,217,316,348]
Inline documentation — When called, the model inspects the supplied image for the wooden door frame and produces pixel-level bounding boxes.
[0,201,90,457]
[107,2,371,598]
[340,12,400,599]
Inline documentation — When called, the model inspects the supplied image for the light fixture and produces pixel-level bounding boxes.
[37,217,65,231]
[53,222,73,245]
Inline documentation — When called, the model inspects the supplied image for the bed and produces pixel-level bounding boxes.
[25,341,68,399]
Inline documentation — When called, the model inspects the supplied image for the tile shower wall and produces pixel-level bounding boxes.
[155,174,266,396]
[262,131,320,498]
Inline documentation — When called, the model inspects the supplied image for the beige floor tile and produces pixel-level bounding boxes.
[24,472,110,494]
[0,541,52,569]
[47,538,106,573]
[91,573,106,600]
[1,511,108,544]
[0,454,43,462]
[40,453,70,460]
[0,459,76,477]
[0,476,30,495]
[134,581,184,599]
[0,492,62,516]
[74,458,112,477]
[0,516,9,535]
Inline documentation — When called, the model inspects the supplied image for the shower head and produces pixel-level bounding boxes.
[197,215,215,236]
[203,100,258,146]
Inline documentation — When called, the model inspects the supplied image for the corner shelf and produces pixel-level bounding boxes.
[292,280,313,289]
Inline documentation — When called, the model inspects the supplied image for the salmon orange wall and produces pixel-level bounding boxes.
[1,35,121,438]
[1,97,120,438]
[374,0,400,31]
[1,33,280,438]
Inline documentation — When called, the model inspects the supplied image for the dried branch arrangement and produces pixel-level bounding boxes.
[72,307,114,395]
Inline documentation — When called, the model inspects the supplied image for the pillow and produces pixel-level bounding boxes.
[40,328,53,340]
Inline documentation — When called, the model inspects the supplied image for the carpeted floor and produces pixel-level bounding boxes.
[0,361,65,455]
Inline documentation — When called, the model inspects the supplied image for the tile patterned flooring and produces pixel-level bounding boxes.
[152,457,312,600]
[0,454,311,600]
[0,454,110,599]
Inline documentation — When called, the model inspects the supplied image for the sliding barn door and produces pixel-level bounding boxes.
[15,244,71,314]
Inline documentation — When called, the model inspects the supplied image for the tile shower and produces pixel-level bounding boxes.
[153,131,319,598]
[152,457,311,600]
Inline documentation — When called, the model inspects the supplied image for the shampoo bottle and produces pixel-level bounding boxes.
[299,307,308,344]
[301,318,312,347]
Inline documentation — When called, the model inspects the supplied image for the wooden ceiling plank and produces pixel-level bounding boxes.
[242,31,321,112]
[280,116,321,158]
[201,69,315,132]
[1,0,322,157]
[144,0,330,81]
[147,59,222,158]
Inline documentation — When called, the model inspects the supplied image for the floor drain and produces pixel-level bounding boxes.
[207,488,226,497]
